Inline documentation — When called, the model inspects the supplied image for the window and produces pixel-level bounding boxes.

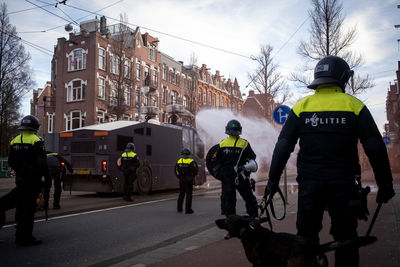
[65,110,84,130]
[149,44,156,61]
[110,82,118,106]
[144,67,149,84]
[203,90,206,104]
[170,68,176,84]
[123,114,131,121]
[110,55,120,75]
[136,38,140,47]
[213,93,216,107]
[97,110,105,123]
[67,79,86,102]
[47,112,54,133]
[163,86,167,104]
[221,97,224,107]
[208,92,212,105]
[124,85,131,106]
[68,48,87,71]
[171,90,178,104]
[98,48,106,70]
[109,114,117,122]
[136,63,141,81]
[124,59,131,79]
[198,88,202,103]
[151,95,158,106]
[136,89,140,107]
[98,77,105,99]
[162,63,167,80]
[153,70,158,87]
[183,95,188,108]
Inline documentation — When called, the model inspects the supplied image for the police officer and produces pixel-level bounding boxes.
[216,120,258,218]
[175,148,198,214]
[120,143,140,202]
[8,115,49,246]
[45,152,73,209]
[264,56,395,267]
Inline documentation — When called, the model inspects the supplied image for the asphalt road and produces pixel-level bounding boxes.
[0,190,236,266]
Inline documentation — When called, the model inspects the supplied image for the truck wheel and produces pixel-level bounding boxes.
[136,165,152,194]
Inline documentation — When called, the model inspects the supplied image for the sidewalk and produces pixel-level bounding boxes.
[147,173,400,267]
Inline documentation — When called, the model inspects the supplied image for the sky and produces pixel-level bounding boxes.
[4,0,400,133]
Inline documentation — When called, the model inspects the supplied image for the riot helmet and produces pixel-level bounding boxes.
[225,119,242,136]
[125,142,135,152]
[181,148,191,156]
[18,115,40,131]
[307,56,354,90]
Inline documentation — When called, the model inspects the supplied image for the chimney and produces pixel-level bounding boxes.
[249,90,255,96]
[100,16,107,35]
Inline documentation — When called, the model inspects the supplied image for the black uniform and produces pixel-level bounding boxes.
[216,135,258,217]
[46,153,73,209]
[175,157,198,213]
[268,85,394,266]
[8,130,49,245]
[120,151,140,200]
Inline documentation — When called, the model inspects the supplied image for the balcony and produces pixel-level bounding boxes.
[166,104,194,118]
[143,75,158,93]
[140,106,159,116]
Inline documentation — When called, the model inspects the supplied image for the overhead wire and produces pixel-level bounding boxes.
[244,15,310,89]
[57,1,254,60]
[17,0,124,34]
[0,29,53,56]
[9,3,53,14]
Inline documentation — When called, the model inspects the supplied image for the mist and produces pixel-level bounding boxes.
[196,109,297,180]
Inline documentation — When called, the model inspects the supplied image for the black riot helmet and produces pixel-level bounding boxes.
[181,148,191,156]
[307,56,354,90]
[125,142,135,152]
[225,119,242,136]
[18,115,40,131]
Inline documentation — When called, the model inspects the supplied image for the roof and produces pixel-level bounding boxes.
[67,121,140,132]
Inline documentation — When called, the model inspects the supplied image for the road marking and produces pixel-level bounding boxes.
[2,197,177,228]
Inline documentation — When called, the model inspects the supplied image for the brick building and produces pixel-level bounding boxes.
[31,17,243,134]
[385,61,400,171]
[242,90,277,122]
[30,81,55,136]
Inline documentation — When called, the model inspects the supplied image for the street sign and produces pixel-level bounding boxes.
[273,105,291,125]
[382,136,391,145]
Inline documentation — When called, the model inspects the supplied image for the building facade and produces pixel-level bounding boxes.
[385,61,400,171]
[242,90,277,122]
[31,17,244,134]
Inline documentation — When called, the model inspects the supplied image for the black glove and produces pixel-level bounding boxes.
[236,165,246,173]
[264,180,278,200]
[250,178,256,192]
[376,183,395,203]
[348,186,370,221]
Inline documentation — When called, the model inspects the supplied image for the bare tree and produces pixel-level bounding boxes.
[248,44,291,104]
[107,14,135,120]
[189,52,198,67]
[291,0,374,94]
[0,3,33,156]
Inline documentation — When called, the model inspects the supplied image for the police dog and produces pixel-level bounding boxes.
[215,215,376,267]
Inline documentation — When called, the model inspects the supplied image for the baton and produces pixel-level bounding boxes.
[366,203,382,237]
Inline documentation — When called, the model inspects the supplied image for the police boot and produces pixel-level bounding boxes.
[17,236,42,247]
